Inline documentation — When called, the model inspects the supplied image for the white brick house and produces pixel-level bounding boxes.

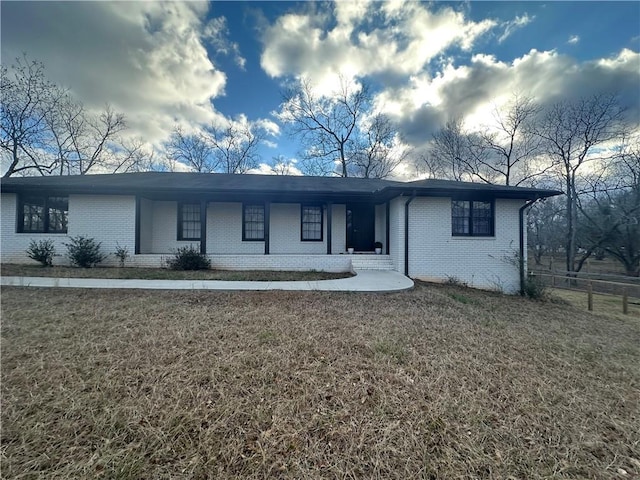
[0,172,560,293]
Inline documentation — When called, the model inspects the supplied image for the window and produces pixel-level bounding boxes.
[301,205,323,241]
[243,204,264,241]
[19,195,68,233]
[452,200,494,236]
[178,203,201,240]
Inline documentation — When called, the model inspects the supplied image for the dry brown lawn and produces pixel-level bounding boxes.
[550,288,640,321]
[2,283,639,479]
[1,264,351,281]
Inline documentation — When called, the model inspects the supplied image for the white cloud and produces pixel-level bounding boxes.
[374,48,640,148]
[203,16,247,70]
[254,118,281,137]
[248,158,303,176]
[498,14,535,44]
[260,2,496,93]
[568,35,580,45]
[1,2,226,146]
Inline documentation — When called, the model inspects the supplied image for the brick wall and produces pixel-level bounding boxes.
[207,202,263,254]
[388,196,406,273]
[2,192,527,289]
[269,203,325,254]
[150,201,198,254]
[408,197,525,293]
[139,198,153,254]
[1,193,135,266]
[131,253,352,272]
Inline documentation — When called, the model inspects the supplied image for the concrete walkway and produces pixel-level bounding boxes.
[1,270,414,293]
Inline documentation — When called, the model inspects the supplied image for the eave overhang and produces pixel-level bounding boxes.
[0,173,563,203]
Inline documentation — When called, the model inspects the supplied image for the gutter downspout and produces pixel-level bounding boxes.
[404,190,417,277]
[519,198,538,295]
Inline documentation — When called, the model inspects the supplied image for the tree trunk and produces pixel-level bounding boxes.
[339,142,347,177]
[565,174,574,272]
[626,266,640,277]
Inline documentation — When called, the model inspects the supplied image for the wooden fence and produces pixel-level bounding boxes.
[530,272,639,315]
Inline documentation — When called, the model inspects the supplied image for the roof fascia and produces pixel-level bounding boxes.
[379,185,563,201]
[1,180,563,202]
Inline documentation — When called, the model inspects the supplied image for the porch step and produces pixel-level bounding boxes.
[350,255,395,271]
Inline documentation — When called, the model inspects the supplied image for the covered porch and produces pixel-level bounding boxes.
[134,193,392,259]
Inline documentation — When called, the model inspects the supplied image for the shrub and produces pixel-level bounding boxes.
[445,275,468,287]
[166,245,210,271]
[114,243,130,268]
[523,275,547,300]
[64,236,106,268]
[26,239,55,267]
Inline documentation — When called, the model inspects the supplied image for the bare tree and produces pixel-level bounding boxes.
[45,98,127,175]
[111,138,156,173]
[72,105,127,175]
[537,93,629,273]
[2,55,136,176]
[268,155,298,175]
[577,187,640,276]
[572,133,640,275]
[476,94,544,186]
[44,91,83,175]
[166,126,216,173]
[1,56,65,176]
[351,114,408,178]
[425,118,478,181]
[427,95,546,186]
[280,77,377,177]
[614,133,640,191]
[207,121,262,174]
[165,121,264,174]
[527,196,566,265]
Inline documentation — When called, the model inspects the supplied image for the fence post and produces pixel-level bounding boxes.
[551,274,555,287]
[587,281,593,311]
[622,288,628,315]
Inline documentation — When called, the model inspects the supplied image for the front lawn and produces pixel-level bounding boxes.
[2,283,639,478]
[0,264,352,281]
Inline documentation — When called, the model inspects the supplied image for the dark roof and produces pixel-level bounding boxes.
[397,178,563,200]
[0,172,562,201]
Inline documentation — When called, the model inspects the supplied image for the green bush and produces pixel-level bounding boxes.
[26,239,55,267]
[523,275,547,300]
[64,236,106,268]
[166,245,211,271]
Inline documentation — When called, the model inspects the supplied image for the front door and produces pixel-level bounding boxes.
[346,203,375,252]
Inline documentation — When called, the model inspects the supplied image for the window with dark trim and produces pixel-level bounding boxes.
[243,204,264,241]
[301,205,323,241]
[451,200,494,236]
[18,195,68,233]
[178,203,201,240]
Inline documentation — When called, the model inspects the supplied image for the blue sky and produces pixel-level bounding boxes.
[2,1,639,177]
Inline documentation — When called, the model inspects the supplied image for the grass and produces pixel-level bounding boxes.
[0,264,352,281]
[550,288,640,320]
[2,282,639,478]
[530,254,631,276]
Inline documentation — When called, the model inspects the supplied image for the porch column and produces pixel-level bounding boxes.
[385,201,390,255]
[200,200,207,254]
[264,201,270,255]
[135,195,141,255]
[326,202,332,254]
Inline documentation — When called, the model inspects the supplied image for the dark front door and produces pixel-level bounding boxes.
[346,203,375,252]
